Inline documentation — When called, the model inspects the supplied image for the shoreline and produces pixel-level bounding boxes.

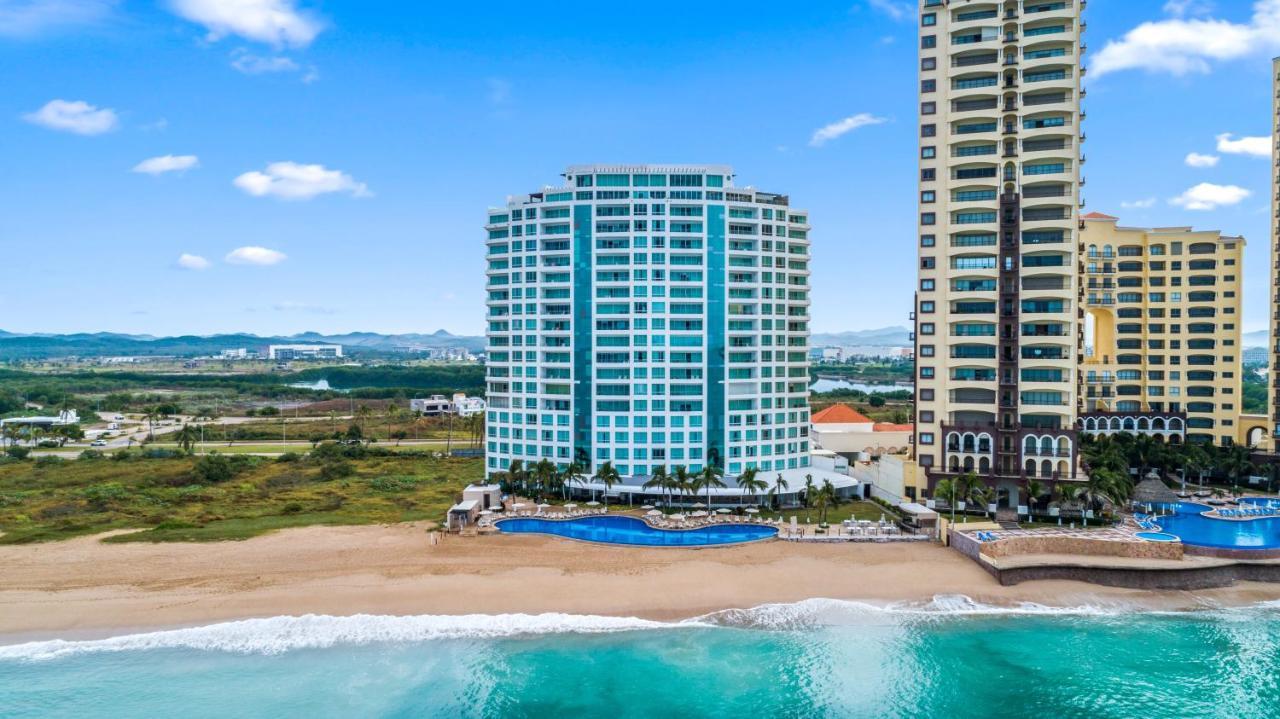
[4,523,1280,644]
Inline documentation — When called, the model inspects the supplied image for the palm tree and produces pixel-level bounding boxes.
[1218,445,1256,493]
[1054,482,1082,520]
[801,474,816,522]
[672,465,692,508]
[560,461,583,501]
[532,459,557,502]
[767,473,790,510]
[355,404,373,438]
[818,479,842,526]
[506,458,525,496]
[934,478,961,524]
[385,404,403,442]
[737,467,768,509]
[174,424,199,455]
[643,465,669,507]
[1182,443,1210,490]
[142,406,159,440]
[697,464,726,508]
[969,483,995,520]
[594,461,621,508]
[1025,478,1047,517]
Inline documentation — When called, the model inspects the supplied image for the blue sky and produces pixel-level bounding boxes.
[2,0,1278,337]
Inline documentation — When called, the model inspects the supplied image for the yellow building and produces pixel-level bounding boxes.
[1080,213,1245,447]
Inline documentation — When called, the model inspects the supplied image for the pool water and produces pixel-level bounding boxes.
[1152,502,1280,550]
[497,515,777,547]
[1135,532,1180,542]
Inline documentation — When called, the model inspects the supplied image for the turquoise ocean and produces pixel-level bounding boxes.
[3,596,1280,718]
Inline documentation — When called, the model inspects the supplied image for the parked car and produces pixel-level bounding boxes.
[91,439,108,447]
[113,415,124,421]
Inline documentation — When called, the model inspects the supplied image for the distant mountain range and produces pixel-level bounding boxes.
[0,330,486,360]
[1244,330,1269,349]
[810,327,912,348]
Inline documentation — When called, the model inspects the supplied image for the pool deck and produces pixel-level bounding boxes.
[951,523,1280,589]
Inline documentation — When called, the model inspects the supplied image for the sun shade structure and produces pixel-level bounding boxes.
[1131,477,1178,506]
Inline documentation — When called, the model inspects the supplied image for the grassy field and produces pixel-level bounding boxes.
[0,449,484,544]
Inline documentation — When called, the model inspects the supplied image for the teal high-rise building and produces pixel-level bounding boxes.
[483,165,812,485]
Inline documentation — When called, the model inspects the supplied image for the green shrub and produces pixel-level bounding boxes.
[78,449,106,461]
[4,447,30,460]
[276,452,301,463]
[369,475,419,492]
[318,458,354,481]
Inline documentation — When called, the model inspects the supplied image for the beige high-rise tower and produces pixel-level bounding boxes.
[1271,58,1280,451]
[913,0,1085,510]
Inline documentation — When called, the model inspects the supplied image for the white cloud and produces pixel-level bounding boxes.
[1216,132,1272,157]
[225,246,287,266]
[809,113,888,147]
[1184,152,1220,167]
[1163,0,1214,16]
[233,161,370,200]
[22,99,118,135]
[0,0,116,37]
[1092,0,1280,78]
[133,154,199,175]
[1169,182,1251,210]
[231,49,298,74]
[865,0,911,21]
[1121,198,1158,209]
[167,0,322,48]
[176,253,210,270]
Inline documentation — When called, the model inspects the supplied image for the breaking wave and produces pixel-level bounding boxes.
[5,595,1279,661]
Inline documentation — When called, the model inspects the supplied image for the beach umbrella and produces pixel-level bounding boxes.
[585,500,601,507]
[564,503,578,509]
[692,502,706,508]
[478,510,493,516]
[646,510,662,517]
[670,513,686,521]
[716,508,731,514]
[691,510,708,517]
[744,507,759,514]
[513,503,527,510]
[641,504,655,510]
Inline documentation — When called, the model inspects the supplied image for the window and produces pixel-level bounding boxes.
[921,35,936,49]
[921,168,936,181]
[920,433,935,445]
[920,323,936,335]
[921,212,937,225]
[921,79,936,92]
[920,411,935,423]
[922,12,936,26]
[921,279,936,290]
[922,57,937,71]
[921,101,936,115]
[921,234,937,247]
[920,367,935,378]
[921,124,937,137]
[921,191,936,203]
[920,301,936,313]
[920,345,935,357]
[921,257,936,269]
[922,146,937,159]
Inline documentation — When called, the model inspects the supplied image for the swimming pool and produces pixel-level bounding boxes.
[1150,502,1280,550]
[496,515,777,547]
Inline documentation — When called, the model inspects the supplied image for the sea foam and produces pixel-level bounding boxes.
[5,595,1278,661]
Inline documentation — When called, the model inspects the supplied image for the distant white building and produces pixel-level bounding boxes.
[267,344,343,360]
[0,409,79,428]
[452,393,486,417]
[410,396,454,415]
[410,393,487,417]
[218,348,249,359]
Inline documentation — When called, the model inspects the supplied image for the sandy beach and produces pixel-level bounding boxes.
[4,524,1280,641]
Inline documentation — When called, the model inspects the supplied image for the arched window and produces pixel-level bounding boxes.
[1025,459,1037,476]
[1041,459,1053,478]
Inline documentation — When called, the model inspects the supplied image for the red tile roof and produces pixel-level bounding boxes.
[1082,212,1119,220]
[874,423,914,432]
[811,403,874,424]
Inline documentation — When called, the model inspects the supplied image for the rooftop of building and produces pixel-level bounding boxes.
[873,422,914,432]
[1082,213,1245,244]
[563,164,735,177]
[811,403,874,425]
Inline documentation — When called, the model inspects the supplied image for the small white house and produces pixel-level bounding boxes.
[452,393,487,417]
[462,483,502,510]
